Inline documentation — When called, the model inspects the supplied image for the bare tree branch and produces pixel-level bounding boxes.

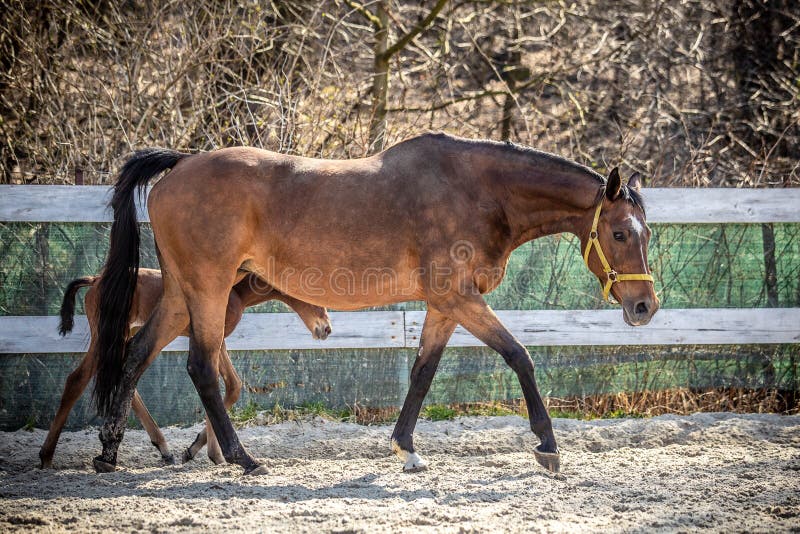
[342,0,384,30]
[382,0,449,60]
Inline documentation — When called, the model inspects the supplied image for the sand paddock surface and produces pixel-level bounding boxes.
[1,413,798,532]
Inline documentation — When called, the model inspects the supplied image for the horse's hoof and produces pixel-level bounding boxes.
[93,456,117,473]
[244,464,269,476]
[182,449,194,464]
[392,439,428,472]
[402,453,428,473]
[533,445,560,473]
[161,453,177,466]
[39,458,52,469]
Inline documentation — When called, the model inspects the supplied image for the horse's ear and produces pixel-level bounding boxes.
[628,171,642,191]
[606,167,622,201]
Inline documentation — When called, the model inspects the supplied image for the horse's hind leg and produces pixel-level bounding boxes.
[39,346,96,468]
[94,285,189,472]
[182,341,241,464]
[185,294,263,474]
[131,389,175,465]
[391,308,456,472]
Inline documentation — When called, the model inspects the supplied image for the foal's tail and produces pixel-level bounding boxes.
[58,276,96,336]
[94,148,190,416]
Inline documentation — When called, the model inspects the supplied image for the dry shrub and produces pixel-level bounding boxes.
[545,387,799,417]
[1,0,796,186]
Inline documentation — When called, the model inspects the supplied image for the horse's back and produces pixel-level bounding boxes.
[149,142,454,240]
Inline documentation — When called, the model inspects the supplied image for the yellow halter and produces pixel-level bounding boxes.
[583,193,654,302]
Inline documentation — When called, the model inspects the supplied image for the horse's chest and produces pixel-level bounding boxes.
[473,256,510,294]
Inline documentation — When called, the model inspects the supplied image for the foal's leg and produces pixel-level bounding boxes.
[39,346,97,468]
[435,294,560,473]
[94,288,189,472]
[202,415,223,465]
[391,308,456,472]
[272,294,332,340]
[207,342,242,463]
[130,389,175,465]
[186,296,264,474]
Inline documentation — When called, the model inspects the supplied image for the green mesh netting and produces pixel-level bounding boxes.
[2,222,799,315]
[1,345,796,430]
[1,222,798,429]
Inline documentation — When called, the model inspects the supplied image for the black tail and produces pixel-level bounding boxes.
[58,277,96,336]
[94,148,190,416]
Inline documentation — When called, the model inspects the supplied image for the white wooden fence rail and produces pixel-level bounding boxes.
[1,309,798,354]
[2,185,800,223]
[1,186,799,353]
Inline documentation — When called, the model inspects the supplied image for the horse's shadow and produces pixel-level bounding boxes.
[5,465,531,504]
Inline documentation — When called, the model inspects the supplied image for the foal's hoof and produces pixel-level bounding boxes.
[533,445,561,473]
[93,456,117,473]
[182,448,195,464]
[244,464,269,476]
[161,453,177,466]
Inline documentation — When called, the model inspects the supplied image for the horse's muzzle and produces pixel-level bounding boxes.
[313,323,332,340]
[623,296,659,326]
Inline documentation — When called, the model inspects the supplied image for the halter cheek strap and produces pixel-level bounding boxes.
[583,196,654,302]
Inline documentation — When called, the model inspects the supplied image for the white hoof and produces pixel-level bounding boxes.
[392,439,428,472]
[403,452,428,472]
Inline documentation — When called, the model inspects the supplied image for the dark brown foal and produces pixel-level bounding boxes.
[94,133,658,475]
[39,268,331,469]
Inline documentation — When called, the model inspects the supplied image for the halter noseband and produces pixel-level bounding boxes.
[583,191,654,302]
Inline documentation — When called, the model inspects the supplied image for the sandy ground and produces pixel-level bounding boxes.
[0,413,798,533]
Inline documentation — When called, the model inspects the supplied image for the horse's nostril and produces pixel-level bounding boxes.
[635,301,649,315]
[324,325,331,335]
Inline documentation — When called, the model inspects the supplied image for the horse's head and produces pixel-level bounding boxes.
[581,167,659,326]
[306,306,332,340]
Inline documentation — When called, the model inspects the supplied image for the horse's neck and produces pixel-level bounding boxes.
[487,153,601,248]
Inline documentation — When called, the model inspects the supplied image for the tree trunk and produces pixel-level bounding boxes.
[34,223,50,314]
[761,223,779,307]
[368,2,390,154]
[500,92,515,141]
[730,0,790,388]
[498,6,522,141]
[760,223,779,389]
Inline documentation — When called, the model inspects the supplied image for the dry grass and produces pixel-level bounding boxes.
[547,388,800,418]
[230,388,799,427]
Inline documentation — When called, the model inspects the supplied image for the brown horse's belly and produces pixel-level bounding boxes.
[242,257,424,310]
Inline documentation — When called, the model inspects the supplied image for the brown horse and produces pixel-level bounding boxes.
[39,268,330,469]
[93,133,658,475]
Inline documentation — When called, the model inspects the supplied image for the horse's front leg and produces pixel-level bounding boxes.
[391,308,456,471]
[434,293,560,473]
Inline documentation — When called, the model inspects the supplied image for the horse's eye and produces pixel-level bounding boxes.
[613,231,625,242]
